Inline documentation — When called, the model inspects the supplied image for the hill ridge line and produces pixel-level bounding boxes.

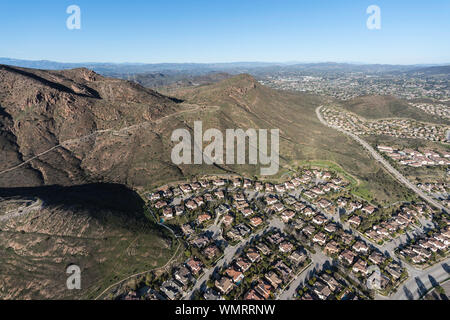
[0,104,216,177]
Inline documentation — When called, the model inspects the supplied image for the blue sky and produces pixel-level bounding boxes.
[1,0,449,64]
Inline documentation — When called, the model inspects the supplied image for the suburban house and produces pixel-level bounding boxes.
[225,268,244,283]
[265,271,283,289]
[215,277,234,295]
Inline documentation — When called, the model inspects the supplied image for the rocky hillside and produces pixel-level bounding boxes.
[121,71,233,90]
[0,65,185,299]
[0,64,181,188]
[0,66,414,198]
[0,184,174,300]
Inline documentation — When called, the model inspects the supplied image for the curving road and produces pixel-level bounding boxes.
[387,257,450,300]
[316,106,447,213]
[278,251,332,300]
[316,105,450,300]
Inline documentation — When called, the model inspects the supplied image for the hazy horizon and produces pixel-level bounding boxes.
[1,57,449,67]
[1,0,449,65]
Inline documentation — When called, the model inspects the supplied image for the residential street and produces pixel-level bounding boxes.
[316,106,447,213]
[183,216,285,300]
[151,156,448,301]
[382,257,450,300]
[316,105,450,300]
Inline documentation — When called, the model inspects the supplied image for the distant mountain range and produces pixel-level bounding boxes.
[121,71,233,90]
[406,65,450,76]
[1,58,449,77]
[0,58,284,75]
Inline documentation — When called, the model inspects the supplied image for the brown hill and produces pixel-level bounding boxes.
[126,71,233,91]
[0,64,182,188]
[169,74,414,202]
[0,65,184,299]
[0,184,174,300]
[340,95,449,125]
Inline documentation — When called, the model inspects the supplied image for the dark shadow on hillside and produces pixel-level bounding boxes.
[167,96,184,104]
[0,65,101,99]
[0,183,162,234]
[0,104,13,120]
[0,183,142,212]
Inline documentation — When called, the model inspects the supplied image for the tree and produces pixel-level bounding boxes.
[145,273,155,286]
[435,286,445,296]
